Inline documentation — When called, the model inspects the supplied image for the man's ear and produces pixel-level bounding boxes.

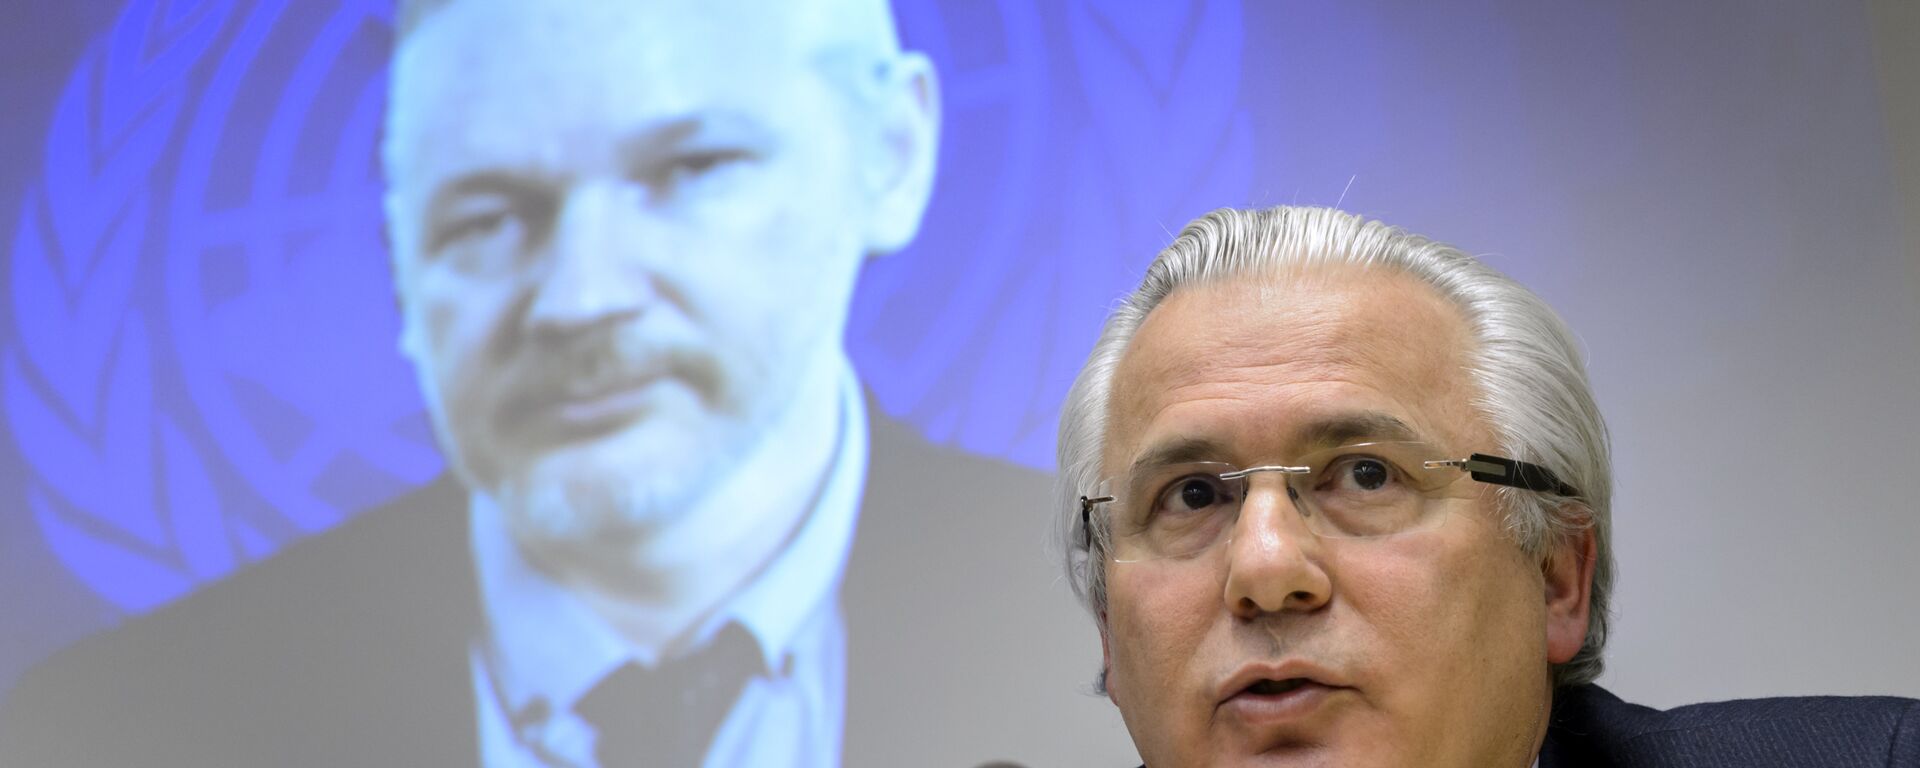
[860,51,940,255]
[1543,513,1597,665]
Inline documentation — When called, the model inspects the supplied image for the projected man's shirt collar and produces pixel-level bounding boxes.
[468,360,868,767]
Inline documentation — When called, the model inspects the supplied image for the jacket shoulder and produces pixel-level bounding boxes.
[0,477,477,767]
[841,412,1070,767]
[1545,683,1920,768]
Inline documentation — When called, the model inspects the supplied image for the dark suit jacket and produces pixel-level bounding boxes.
[0,413,1060,767]
[1540,683,1920,768]
[1125,684,1920,767]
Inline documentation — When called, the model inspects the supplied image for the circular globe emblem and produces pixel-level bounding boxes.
[5,0,433,613]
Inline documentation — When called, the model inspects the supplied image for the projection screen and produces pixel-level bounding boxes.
[1,1,1915,766]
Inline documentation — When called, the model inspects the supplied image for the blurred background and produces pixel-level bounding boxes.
[1,1,1916,765]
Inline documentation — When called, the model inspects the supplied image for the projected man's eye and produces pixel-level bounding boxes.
[444,206,516,248]
[427,186,554,272]
[647,148,755,201]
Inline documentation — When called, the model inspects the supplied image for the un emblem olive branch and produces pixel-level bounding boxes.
[5,0,240,612]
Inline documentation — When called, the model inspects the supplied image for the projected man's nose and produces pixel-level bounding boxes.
[525,184,660,340]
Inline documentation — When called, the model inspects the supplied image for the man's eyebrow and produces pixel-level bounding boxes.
[1293,412,1423,450]
[616,111,778,169]
[1125,413,1425,472]
[1127,436,1230,475]
[425,112,778,208]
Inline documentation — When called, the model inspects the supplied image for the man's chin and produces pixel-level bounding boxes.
[486,426,745,549]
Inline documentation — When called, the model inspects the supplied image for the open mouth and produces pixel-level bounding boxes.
[1221,675,1340,724]
[1243,678,1313,696]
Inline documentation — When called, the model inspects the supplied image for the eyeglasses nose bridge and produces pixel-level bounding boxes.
[1216,464,1309,481]
[1220,465,1309,511]
[1220,465,1316,552]
[1219,464,1311,525]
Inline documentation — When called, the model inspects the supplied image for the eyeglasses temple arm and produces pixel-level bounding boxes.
[1079,495,1113,550]
[1428,454,1580,498]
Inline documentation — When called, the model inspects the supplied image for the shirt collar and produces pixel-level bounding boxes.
[469,359,869,717]
[697,361,867,672]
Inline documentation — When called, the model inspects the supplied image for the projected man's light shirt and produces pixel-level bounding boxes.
[470,365,867,768]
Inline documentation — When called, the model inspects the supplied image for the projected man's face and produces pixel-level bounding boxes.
[384,0,927,554]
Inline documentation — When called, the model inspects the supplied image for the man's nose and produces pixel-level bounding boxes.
[524,181,658,338]
[1222,479,1333,618]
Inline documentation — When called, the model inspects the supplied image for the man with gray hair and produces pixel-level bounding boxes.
[1059,205,1918,767]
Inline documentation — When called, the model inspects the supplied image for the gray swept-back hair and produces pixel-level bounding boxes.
[1055,205,1613,689]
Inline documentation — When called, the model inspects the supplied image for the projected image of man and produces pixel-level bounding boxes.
[0,0,941,766]
[385,0,939,765]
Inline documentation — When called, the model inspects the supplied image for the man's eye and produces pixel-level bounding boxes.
[676,150,742,175]
[425,187,547,264]
[426,208,525,272]
[443,210,514,246]
[1324,456,1397,492]
[653,149,752,194]
[1156,475,1231,514]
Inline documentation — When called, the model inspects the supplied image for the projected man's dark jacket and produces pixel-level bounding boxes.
[0,414,1052,767]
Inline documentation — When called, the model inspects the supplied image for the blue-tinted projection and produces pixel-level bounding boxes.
[8,0,424,614]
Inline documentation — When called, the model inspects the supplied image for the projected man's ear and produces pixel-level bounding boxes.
[853,51,942,256]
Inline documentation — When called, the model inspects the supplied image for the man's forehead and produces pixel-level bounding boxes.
[384,0,881,174]
[1103,266,1482,465]
[392,0,802,115]
[394,0,894,76]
